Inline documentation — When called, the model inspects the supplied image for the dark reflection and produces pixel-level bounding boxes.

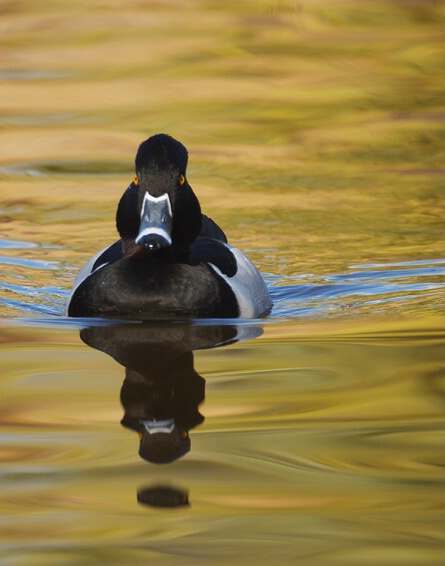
[137,486,190,508]
[80,322,262,465]
[80,321,262,508]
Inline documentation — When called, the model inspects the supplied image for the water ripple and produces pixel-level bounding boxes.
[0,256,60,270]
[0,160,131,178]
[269,259,445,318]
[0,244,443,319]
[0,239,39,250]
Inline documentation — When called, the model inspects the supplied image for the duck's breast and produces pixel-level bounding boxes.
[67,259,239,319]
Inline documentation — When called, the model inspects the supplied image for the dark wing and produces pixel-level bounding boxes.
[91,240,123,271]
[199,214,228,243]
[188,237,237,277]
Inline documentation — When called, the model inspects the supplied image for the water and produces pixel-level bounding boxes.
[0,1,443,565]
[0,317,442,565]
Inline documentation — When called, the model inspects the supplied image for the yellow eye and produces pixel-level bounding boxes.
[138,432,143,439]
[179,174,185,186]
[133,175,139,186]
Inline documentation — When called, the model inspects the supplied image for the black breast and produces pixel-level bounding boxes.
[67,258,239,319]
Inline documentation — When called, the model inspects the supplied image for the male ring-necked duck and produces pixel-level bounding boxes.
[67,134,272,319]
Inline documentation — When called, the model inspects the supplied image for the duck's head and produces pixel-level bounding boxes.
[117,134,202,258]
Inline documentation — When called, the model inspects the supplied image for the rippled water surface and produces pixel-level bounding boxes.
[0,1,443,565]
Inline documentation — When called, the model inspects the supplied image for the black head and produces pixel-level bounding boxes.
[135,134,188,178]
[116,134,202,258]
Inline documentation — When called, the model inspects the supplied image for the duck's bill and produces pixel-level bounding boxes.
[135,192,173,251]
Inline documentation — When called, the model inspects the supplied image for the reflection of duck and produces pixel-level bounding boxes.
[137,486,189,508]
[119,354,203,464]
[81,322,262,464]
[67,134,272,319]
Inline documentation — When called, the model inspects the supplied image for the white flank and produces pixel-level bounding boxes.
[209,245,272,318]
[65,245,112,314]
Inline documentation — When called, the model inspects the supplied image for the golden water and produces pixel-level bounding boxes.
[0,1,443,564]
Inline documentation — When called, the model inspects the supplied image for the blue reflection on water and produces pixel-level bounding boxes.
[268,260,445,318]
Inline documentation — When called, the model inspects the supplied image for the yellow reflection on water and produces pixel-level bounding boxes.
[0,318,442,565]
[0,0,442,279]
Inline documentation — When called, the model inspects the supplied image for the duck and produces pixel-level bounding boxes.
[66,134,272,319]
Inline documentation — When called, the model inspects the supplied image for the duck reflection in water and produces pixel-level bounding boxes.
[80,321,262,465]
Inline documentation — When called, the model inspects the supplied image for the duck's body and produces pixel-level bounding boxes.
[67,134,272,319]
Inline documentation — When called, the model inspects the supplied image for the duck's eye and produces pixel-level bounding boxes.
[179,174,185,186]
[133,175,139,186]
